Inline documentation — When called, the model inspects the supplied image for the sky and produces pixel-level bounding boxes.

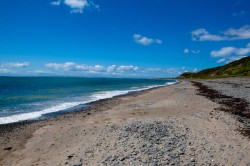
[0,0,250,78]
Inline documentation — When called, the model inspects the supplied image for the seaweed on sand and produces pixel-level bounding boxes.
[192,81,250,138]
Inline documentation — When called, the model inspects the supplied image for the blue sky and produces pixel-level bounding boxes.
[0,0,250,77]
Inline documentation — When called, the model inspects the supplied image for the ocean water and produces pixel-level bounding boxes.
[0,77,176,124]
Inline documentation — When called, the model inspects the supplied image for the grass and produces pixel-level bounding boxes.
[178,56,250,79]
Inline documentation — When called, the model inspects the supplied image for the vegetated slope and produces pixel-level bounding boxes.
[178,56,250,79]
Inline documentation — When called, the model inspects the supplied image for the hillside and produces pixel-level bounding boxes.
[178,56,250,79]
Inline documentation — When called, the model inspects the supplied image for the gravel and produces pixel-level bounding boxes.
[61,78,250,166]
[64,111,250,166]
[200,77,250,105]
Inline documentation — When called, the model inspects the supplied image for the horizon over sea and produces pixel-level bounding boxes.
[0,77,177,124]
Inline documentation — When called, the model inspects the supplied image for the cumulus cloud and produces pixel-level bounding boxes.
[107,65,116,73]
[211,47,236,57]
[45,62,139,74]
[211,43,250,63]
[224,25,250,40]
[116,65,139,72]
[1,62,30,68]
[211,44,250,57]
[90,65,105,72]
[45,62,104,72]
[51,0,99,13]
[183,48,200,54]
[64,0,89,13]
[133,34,162,46]
[191,25,250,41]
[191,29,225,41]
[44,62,193,77]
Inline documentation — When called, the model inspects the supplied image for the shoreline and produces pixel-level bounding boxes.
[0,81,181,164]
[1,79,249,165]
[0,81,178,126]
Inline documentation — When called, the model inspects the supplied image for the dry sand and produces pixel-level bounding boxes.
[0,81,249,166]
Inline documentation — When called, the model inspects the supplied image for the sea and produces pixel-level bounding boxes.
[0,77,177,124]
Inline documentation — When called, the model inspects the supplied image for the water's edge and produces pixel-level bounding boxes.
[0,80,179,125]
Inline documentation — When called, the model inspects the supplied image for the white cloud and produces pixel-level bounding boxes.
[224,25,250,40]
[211,43,250,63]
[184,49,189,54]
[216,58,226,63]
[64,0,89,13]
[107,65,116,72]
[89,65,105,72]
[191,25,250,41]
[133,34,162,46]
[211,47,236,57]
[224,56,247,64]
[116,65,139,72]
[235,47,250,55]
[0,68,13,73]
[45,62,95,71]
[44,62,193,77]
[1,62,30,68]
[191,50,200,54]
[193,68,198,72]
[51,0,99,13]
[211,43,250,57]
[51,0,61,6]
[184,48,200,54]
[45,62,139,74]
[191,29,225,41]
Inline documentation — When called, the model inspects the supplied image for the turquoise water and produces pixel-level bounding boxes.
[0,77,176,124]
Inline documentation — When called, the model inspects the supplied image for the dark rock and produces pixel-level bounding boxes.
[120,156,126,161]
[3,147,12,151]
[67,155,74,160]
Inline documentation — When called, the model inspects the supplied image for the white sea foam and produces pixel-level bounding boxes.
[0,81,178,124]
[0,102,85,124]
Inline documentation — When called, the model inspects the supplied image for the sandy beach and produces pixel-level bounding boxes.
[0,79,250,166]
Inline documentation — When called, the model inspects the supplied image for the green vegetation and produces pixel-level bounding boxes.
[178,56,250,79]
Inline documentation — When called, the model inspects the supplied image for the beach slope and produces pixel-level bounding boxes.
[0,80,249,165]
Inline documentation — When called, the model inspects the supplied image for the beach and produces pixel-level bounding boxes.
[0,78,250,166]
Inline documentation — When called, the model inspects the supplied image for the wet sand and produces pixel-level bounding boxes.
[0,80,249,165]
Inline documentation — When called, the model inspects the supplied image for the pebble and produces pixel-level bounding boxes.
[64,98,250,166]
[190,158,195,162]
